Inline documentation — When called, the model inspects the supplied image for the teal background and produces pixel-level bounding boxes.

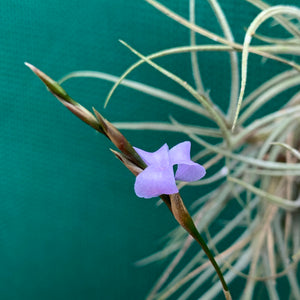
[1,0,298,299]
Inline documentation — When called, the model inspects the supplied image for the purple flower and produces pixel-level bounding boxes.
[133,141,206,198]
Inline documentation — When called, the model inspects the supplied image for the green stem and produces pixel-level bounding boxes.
[169,193,231,300]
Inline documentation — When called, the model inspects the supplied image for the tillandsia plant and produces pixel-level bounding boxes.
[26,0,300,299]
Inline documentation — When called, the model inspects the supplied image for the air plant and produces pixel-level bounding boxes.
[26,0,300,299]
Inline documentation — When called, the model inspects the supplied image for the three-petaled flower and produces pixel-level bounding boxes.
[133,141,206,198]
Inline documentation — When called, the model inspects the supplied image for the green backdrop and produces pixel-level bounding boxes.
[1,0,298,299]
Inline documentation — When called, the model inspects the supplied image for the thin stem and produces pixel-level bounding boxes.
[169,193,232,299]
[207,0,240,122]
[241,69,298,108]
[246,0,300,38]
[232,5,300,131]
[120,40,232,147]
[228,176,300,211]
[113,121,221,137]
[274,215,300,299]
[145,0,300,70]
[59,69,209,117]
[189,0,206,95]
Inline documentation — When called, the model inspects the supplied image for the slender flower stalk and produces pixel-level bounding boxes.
[26,63,232,300]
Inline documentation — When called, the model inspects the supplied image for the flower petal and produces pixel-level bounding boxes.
[134,144,169,167]
[169,141,206,181]
[169,141,192,164]
[175,162,206,181]
[134,165,178,198]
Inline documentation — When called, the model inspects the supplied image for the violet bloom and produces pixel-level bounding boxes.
[133,141,206,198]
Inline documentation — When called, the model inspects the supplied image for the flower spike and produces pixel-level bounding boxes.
[26,62,231,299]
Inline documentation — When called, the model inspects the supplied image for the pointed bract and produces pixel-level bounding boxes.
[26,62,147,171]
[25,62,70,100]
